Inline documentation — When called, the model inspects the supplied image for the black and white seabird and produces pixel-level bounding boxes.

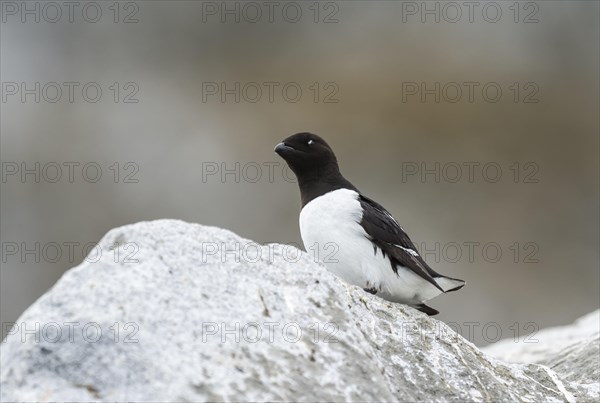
[275,132,465,315]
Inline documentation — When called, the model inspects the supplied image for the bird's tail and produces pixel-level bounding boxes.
[435,276,465,293]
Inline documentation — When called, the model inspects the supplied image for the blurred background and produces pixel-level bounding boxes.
[1,1,598,346]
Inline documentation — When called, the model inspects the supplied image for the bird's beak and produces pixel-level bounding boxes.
[274,142,294,154]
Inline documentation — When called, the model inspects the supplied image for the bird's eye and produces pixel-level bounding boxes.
[307,139,314,145]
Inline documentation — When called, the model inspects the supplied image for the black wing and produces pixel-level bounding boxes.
[358,194,444,292]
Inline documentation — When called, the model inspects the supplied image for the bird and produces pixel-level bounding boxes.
[274,132,465,315]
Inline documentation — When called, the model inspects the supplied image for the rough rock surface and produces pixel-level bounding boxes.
[483,310,599,393]
[1,219,598,401]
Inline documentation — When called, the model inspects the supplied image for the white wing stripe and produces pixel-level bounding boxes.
[396,245,419,257]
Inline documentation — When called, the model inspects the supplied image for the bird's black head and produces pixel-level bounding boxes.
[274,132,339,180]
[275,132,357,206]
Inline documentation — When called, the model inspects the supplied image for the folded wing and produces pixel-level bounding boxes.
[358,195,465,293]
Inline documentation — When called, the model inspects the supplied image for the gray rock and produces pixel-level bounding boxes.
[1,219,598,401]
[483,310,599,396]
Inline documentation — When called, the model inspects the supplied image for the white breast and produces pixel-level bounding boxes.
[299,188,373,286]
[299,188,442,304]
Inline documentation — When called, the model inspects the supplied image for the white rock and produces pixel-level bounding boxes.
[482,310,599,364]
[1,219,598,401]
